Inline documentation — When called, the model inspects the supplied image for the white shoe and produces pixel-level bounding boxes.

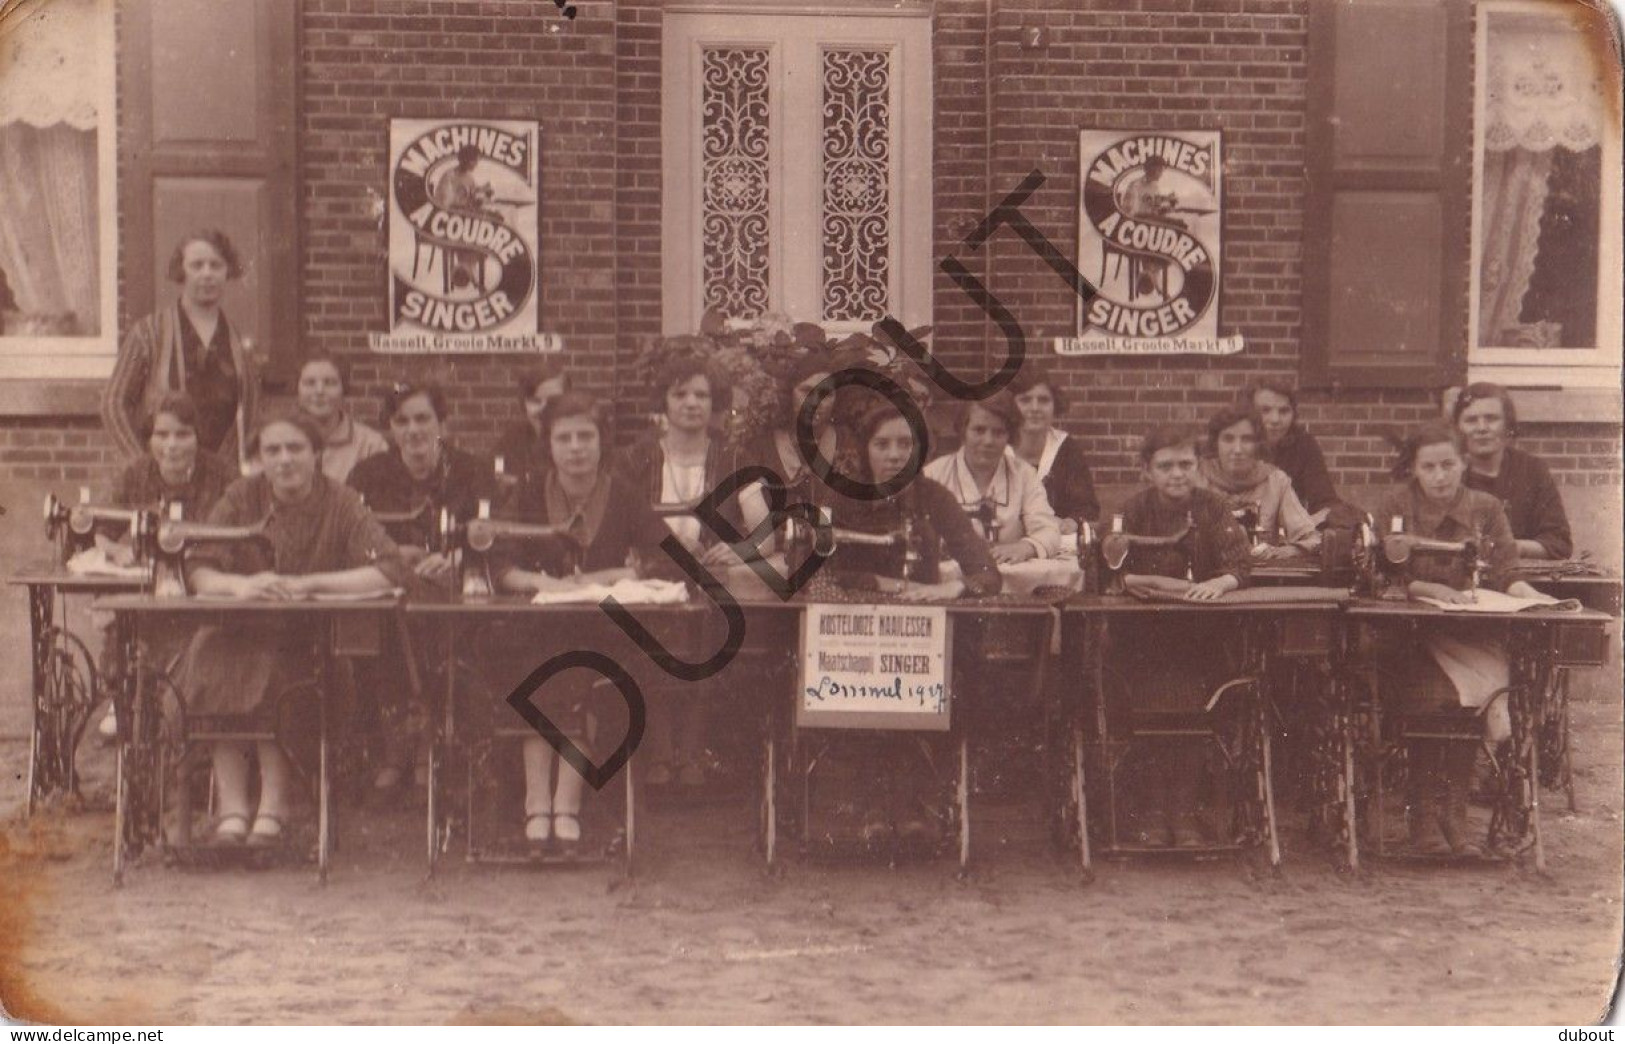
[524,813,551,842]
[553,812,581,844]
[98,707,117,740]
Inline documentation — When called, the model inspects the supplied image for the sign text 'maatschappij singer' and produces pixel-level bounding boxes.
[799,605,951,731]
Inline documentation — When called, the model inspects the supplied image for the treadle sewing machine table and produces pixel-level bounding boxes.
[1059,595,1348,875]
[9,566,148,814]
[1342,599,1612,873]
[94,594,406,886]
[735,593,1060,873]
[404,596,710,876]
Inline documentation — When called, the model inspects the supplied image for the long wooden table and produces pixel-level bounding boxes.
[95,593,405,885]
[1343,598,1613,871]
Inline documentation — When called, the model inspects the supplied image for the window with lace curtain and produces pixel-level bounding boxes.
[0,0,118,379]
[1469,1,1621,387]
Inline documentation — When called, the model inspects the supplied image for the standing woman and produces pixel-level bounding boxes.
[493,392,674,845]
[1376,422,1545,854]
[103,230,260,471]
[494,361,570,487]
[1244,377,1340,519]
[923,391,1062,564]
[1452,382,1573,561]
[1008,364,1100,527]
[296,354,388,483]
[1194,406,1320,559]
[183,413,407,845]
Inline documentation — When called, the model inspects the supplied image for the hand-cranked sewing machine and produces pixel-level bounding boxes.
[436,499,579,599]
[1370,516,1487,600]
[782,506,922,589]
[149,502,272,597]
[44,489,151,566]
[1092,513,1196,595]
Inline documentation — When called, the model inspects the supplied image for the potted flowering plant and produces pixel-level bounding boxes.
[641,308,931,448]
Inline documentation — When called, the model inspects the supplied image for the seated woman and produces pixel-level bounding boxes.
[1451,382,1573,561]
[1376,421,1545,855]
[735,352,840,550]
[348,380,495,801]
[492,392,674,845]
[493,360,570,488]
[921,391,1063,564]
[810,395,1002,843]
[183,413,407,846]
[1007,364,1100,528]
[349,380,496,584]
[99,391,237,563]
[1111,426,1252,847]
[1245,377,1341,520]
[615,355,736,786]
[296,353,388,483]
[95,391,238,738]
[1194,405,1320,560]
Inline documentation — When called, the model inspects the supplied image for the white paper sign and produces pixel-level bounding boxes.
[798,604,950,731]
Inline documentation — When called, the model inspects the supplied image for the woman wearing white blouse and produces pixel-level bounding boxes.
[923,391,1062,563]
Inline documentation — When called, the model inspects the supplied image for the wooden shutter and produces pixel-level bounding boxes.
[1302,0,1471,389]
[119,0,299,384]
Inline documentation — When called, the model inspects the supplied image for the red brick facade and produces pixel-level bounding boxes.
[2,0,1618,493]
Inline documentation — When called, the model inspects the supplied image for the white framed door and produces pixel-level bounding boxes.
[661,8,933,336]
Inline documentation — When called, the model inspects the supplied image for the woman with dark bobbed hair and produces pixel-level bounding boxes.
[1243,376,1339,518]
[103,229,260,471]
[494,359,571,486]
[492,391,676,846]
[923,390,1062,563]
[1007,364,1100,526]
[1451,382,1573,560]
[183,412,407,846]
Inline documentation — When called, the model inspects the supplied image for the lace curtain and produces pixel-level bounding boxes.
[0,0,103,337]
[1477,15,1606,347]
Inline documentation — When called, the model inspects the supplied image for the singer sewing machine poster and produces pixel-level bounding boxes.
[372,118,561,354]
[1056,129,1240,358]
[798,604,951,731]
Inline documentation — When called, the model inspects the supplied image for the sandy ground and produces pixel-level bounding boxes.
[2,696,1621,1026]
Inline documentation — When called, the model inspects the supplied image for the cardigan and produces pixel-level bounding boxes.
[1115,486,1252,585]
[1009,429,1100,522]
[102,302,260,467]
[1463,447,1573,559]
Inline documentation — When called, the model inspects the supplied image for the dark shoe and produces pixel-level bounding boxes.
[1440,744,1485,857]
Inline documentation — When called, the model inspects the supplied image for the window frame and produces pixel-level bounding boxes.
[1465,0,1622,389]
[0,0,119,381]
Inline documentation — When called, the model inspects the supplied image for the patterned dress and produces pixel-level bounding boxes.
[180,474,407,721]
